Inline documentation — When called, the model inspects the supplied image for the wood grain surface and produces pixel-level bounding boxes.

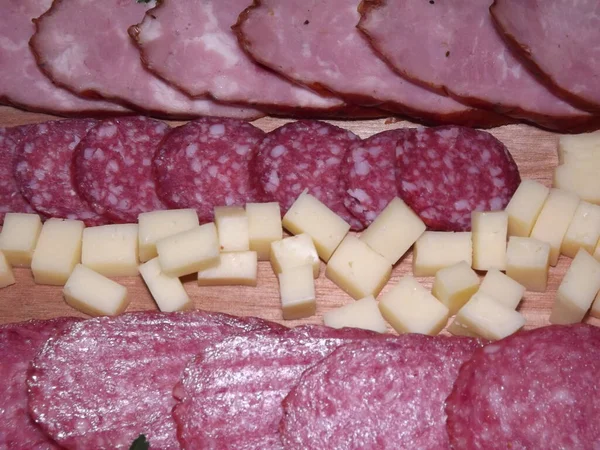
[1,105,598,331]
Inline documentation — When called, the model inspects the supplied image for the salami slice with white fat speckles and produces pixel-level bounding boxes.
[74,117,169,223]
[154,118,265,223]
[396,126,520,231]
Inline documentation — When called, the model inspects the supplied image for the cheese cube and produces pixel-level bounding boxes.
[138,209,199,262]
[278,265,316,320]
[471,211,508,271]
[431,261,480,315]
[505,179,550,237]
[282,190,350,262]
[550,249,600,324]
[0,213,42,267]
[214,206,249,252]
[478,269,525,309]
[558,131,600,165]
[506,237,550,292]
[139,257,191,312]
[530,188,579,266]
[325,235,392,300]
[447,319,481,338]
[270,234,320,278]
[323,295,388,333]
[595,240,600,261]
[553,165,600,205]
[246,202,282,260]
[81,224,139,277]
[31,219,84,285]
[63,264,129,316]
[591,290,600,319]
[156,223,220,277]
[378,276,449,335]
[197,251,258,286]
[561,201,600,258]
[0,251,15,288]
[359,197,426,265]
[413,231,472,277]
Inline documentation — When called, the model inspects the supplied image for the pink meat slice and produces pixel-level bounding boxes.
[446,324,600,449]
[30,0,262,120]
[396,126,520,231]
[491,0,600,113]
[172,325,380,449]
[14,119,109,225]
[281,336,483,449]
[357,0,596,133]
[74,116,169,223]
[27,311,285,450]
[154,117,265,223]
[0,317,81,450]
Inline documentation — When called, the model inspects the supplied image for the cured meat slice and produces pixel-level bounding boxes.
[172,326,379,449]
[30,0,262,120]
[1,317,81,450]
[357,0,596,133]
[27,311,285,450]
[74,117,169,223]
[396,126,520,231]
[281,336,482,449]
[491,0,600,113]
[154,118,265,223]
[234,0,509,128]
[446,324,600,449]
[14,119,109,225]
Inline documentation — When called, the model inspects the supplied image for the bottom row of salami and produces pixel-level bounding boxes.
[3,311,598,449]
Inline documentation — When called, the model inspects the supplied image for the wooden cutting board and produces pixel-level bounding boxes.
[1,105,597,331]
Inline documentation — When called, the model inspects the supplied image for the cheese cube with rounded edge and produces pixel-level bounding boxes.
[359,197,426,265]
[323,295,388,333]
[530,188,579,266]
[413,231,472,277]
[246,202,282,260]
[506,237,550,292]
[471,211,508,271]
[31,219,84,286]
[447,319,481,338]
[550,249,600,324]
[561,201,600,258]
[553,165,600,205]
[0,213,42,267]
[478,269,525,310]
[558,131,600,165]
[156,223,220,277]
[138,209,199,263]
[505,179,550,237]
[431,261,480,315]
[82,224,139,277]
[282,190,350,262]
[325,235,392,300]
[214,206,249,252]
[63,264,129,316]
[378,276,449,335]
[197,251,258,286]
[0,251,15,288]
[139,258,191,312]
[270,234,320,278]
[278,265,316,320]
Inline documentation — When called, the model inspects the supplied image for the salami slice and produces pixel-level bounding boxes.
[396,126,520,231]
[74,117,169,223]
[446,324,600,449]
[281,336,482,449]
[154,118,265,223]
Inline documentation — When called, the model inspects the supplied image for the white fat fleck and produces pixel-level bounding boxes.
[489,166,502,177]
[271,145,287,158]
[34,169,45,181]
[267,171,279,190]
[454,199,471,211]
[198,33,240,68]
[107,193,118,206]
[107,160,119,172]
[191,160,202,173]
[348,188,370,203]
[142,158,151,166]
[317,126,329,136]
[140,18,163,42]
[301,42,312,58]
[235,145,250,156]
[24,143,34,154]
[490,197,504,210]
[402,181,417,192]
[209,124,225,136]
[208,166,218,177]
[186,143,198,158]
[468,165,480,174]
[97,124,118,138]
[354,159,371,176]
[481,149,491,162]
[330,145,342,155]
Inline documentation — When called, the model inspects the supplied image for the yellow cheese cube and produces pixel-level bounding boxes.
[31,218,84,286]
[63,264,129,316]
[561,201,600,258]
[0,213,42,267]
[471,211,508,271]
[0,251,16,288]
[138,209,199,262]
[447,319,481,338]
[478,269,525,309]
[413,231,472,277]
[558,131,600,165]
[506,237,550,292]
[270,233,320,278]
[278,265,316,320]
[378,276,449,335]
[197,251,258,286]
[156,223,220,277]
[81,224,139,277]
[214,206,249,252]
[282,190,350,262]
[359,197,425,265]
[431,261,480,315]
[325,235,392,300]
[505,179,550,237]
[246,202,282,260]
[139,257,191,312]
[323,295,388,333]
[553,165,600,205]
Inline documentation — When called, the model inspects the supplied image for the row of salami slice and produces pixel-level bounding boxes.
[2,312,599,449]
[0,117,521,231]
